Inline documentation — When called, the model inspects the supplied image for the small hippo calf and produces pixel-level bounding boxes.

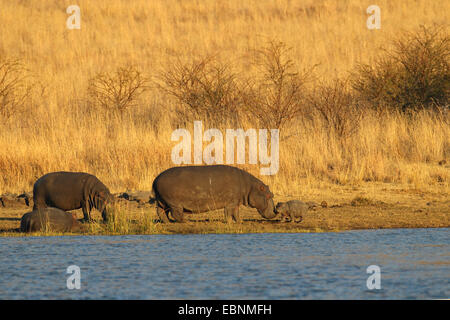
[20,208,82,232]
[275,200,310,223]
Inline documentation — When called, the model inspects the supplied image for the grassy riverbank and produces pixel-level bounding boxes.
[1,182,448,236]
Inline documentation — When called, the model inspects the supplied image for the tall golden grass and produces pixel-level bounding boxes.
[0,0,448,196]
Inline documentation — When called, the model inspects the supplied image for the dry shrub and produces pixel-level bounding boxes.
[157,55,242,127]
[88,65,150,113]
[0,57,33,122]
[242,41,314,130]
[352,25,449,111]
[307,79,362,139]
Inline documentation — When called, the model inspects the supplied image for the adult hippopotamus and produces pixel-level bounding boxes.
[20,207,82,232]
[152,165,277,223]
[33,172,113,222]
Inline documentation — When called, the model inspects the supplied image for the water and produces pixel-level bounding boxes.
[0,228,448,299]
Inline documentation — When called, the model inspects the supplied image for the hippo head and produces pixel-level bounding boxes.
[275,202,288,214]
[249,183,277,219]
[94,189,114,221]
[275,202,290,221]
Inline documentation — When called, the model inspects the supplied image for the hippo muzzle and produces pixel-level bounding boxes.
[258,197,277,219]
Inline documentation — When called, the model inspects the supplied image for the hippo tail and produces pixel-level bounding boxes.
[150,180,166,209]
[149,188,157,205]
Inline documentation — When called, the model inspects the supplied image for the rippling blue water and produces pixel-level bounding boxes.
[0,228,448,299]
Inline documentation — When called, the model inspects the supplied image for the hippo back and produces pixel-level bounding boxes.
[20,208,81,232]
[153,165,248,213]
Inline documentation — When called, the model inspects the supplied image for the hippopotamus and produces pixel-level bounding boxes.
[152,165,277,223]
[33,172,113,222]
[20,207,82,232]
[275,200,309,223]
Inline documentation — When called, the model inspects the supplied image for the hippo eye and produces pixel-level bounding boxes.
[259,185,265,191]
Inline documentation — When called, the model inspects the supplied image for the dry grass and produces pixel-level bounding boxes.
[0,0,448,226]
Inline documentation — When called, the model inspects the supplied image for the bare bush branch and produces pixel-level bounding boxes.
[0,57,32,122]
[307,78,362,139]
[88,65,150,112]
[242,40,315,129]
[156,55,242,126]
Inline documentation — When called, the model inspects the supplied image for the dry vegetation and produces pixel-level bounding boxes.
[0,0,448,234]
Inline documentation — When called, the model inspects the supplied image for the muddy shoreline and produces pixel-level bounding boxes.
[1,192,448,236]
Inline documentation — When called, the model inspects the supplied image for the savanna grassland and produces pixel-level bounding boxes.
[0,0,449,235]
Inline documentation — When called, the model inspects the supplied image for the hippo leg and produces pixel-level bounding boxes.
[81,205,91,222]
[231,206,241,223]
[101,208,109,222]
[288,213,295,223]
[224,207,233,223]
[171,207,185,223]
[156,206,170,223]
[32,201,45,211]
[224,206,241,223]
